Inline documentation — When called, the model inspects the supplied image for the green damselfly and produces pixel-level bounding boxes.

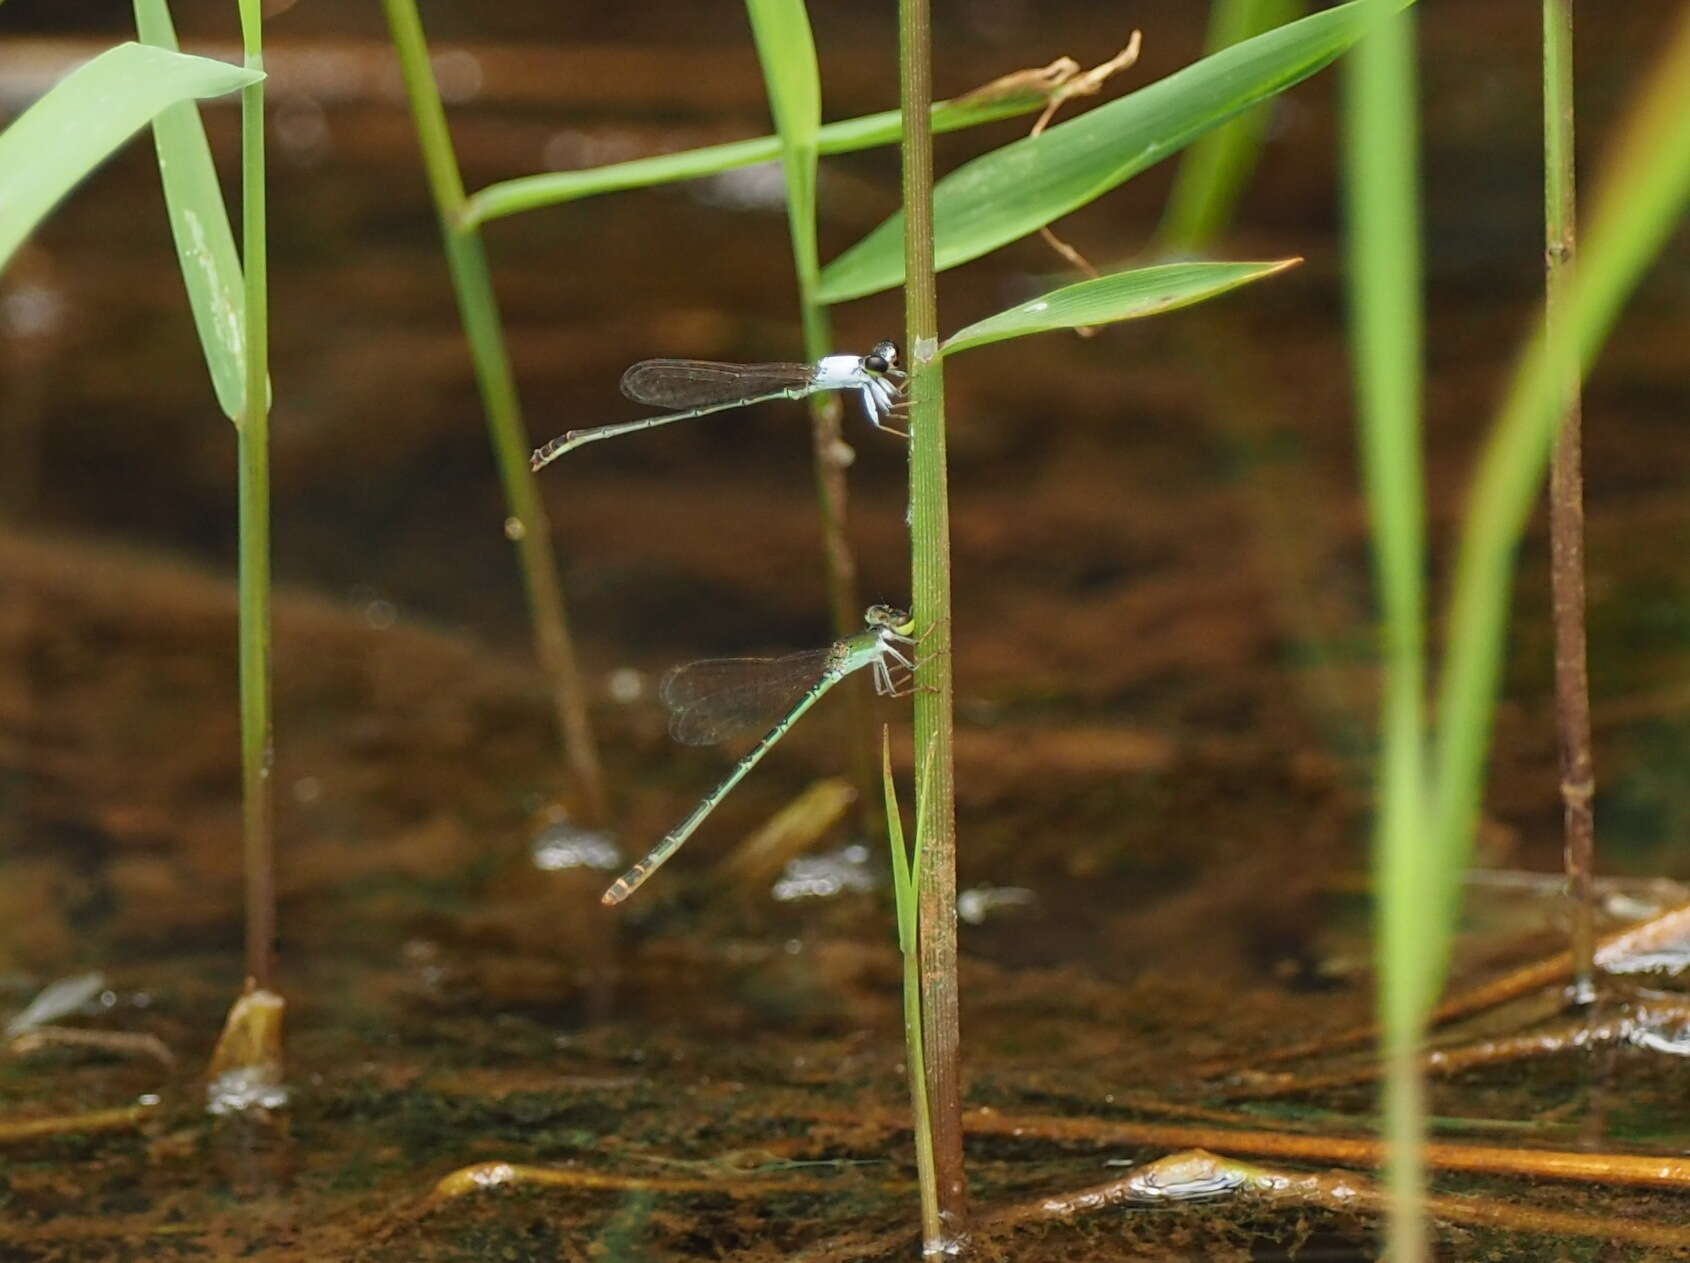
[602,604,919,905]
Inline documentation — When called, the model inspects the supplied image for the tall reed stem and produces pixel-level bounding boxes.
[236,3,274,992]
[799,307,879,829]
[382,0,608,826]
[1542,0,1594,1002]
[1343,2,1428,1259]
[898,0,968,1244]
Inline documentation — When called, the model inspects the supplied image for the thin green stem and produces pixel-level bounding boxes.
[798,303,877,832]
[899,0,967,1243]
[1343,2,1427,1259]
[236,8,274,993]
[1157,0,1305,254]
[743,0,872,821]
[1542,0,1594,1002]
[382,0,608,826]
[1432,3,1690,1000]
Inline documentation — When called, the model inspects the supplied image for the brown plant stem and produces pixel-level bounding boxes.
[954,1109,1690,1190]
[418,1160,835,1214]
[798,321,874,833]
[1543,0,1595,1002]
[0,1102,158,1145]
[789,1101,1690,1191]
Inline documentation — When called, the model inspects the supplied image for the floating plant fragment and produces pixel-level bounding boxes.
[5,972,104,1039]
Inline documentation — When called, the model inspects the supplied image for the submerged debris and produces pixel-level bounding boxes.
[4,971,104,1038]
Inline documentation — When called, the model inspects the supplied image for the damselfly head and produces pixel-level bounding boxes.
[862,340,900,376]
[864,603,913,635]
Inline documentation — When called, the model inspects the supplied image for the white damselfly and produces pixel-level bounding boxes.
[531,341,905,471]
[601,604,919,906]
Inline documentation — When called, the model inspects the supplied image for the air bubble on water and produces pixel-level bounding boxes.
[771,843,877,902]
[531,822,622,872]
[957,884,1037,925]
[606,667,644,704]
[206,1067,289,1115]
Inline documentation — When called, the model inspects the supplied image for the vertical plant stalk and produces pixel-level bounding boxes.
[1430,1,1690,992]
[802,386,858,636]
[898,0,968,1243]
[801,319,879,832]
[382,0,608,826]
[1343,3,1428,1260]
[741,0,874,819]
[1157,0,1306,254]
[237,4,275,994]
[778,193,857,642]
[1543,0,1595,1002]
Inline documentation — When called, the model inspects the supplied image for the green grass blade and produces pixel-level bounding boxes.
[0,43,260,274]
[236,0,261,52]
[884,721,942,1240]
[939,258,1299,356]
[881,728,916,956]
[745,0,821,240]
[1342,3,1428,1258]
[134,0,249,421]
[1158,0,1307,254]
[745,0,867,735]
[818,0,1412,304]
[1430,6,1690,998]
[463,91,1061,227]
[744,0,821,311]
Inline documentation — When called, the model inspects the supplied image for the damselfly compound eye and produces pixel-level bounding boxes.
[863,353,888,374]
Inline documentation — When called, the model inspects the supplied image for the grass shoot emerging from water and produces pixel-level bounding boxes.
[1341,3,1429,1257]
[881,727,940,1244]
[381,0,609,829]
[743,0,874,820]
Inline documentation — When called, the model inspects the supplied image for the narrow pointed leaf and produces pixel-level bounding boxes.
[881,727,915,957]
[818,0,1411,303]
[745,0,821,294]
[745,0,821,222]
[463,91,1064,227]
[0,43,260,274]
[136,0,249,420]
[940,259,1299,356]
